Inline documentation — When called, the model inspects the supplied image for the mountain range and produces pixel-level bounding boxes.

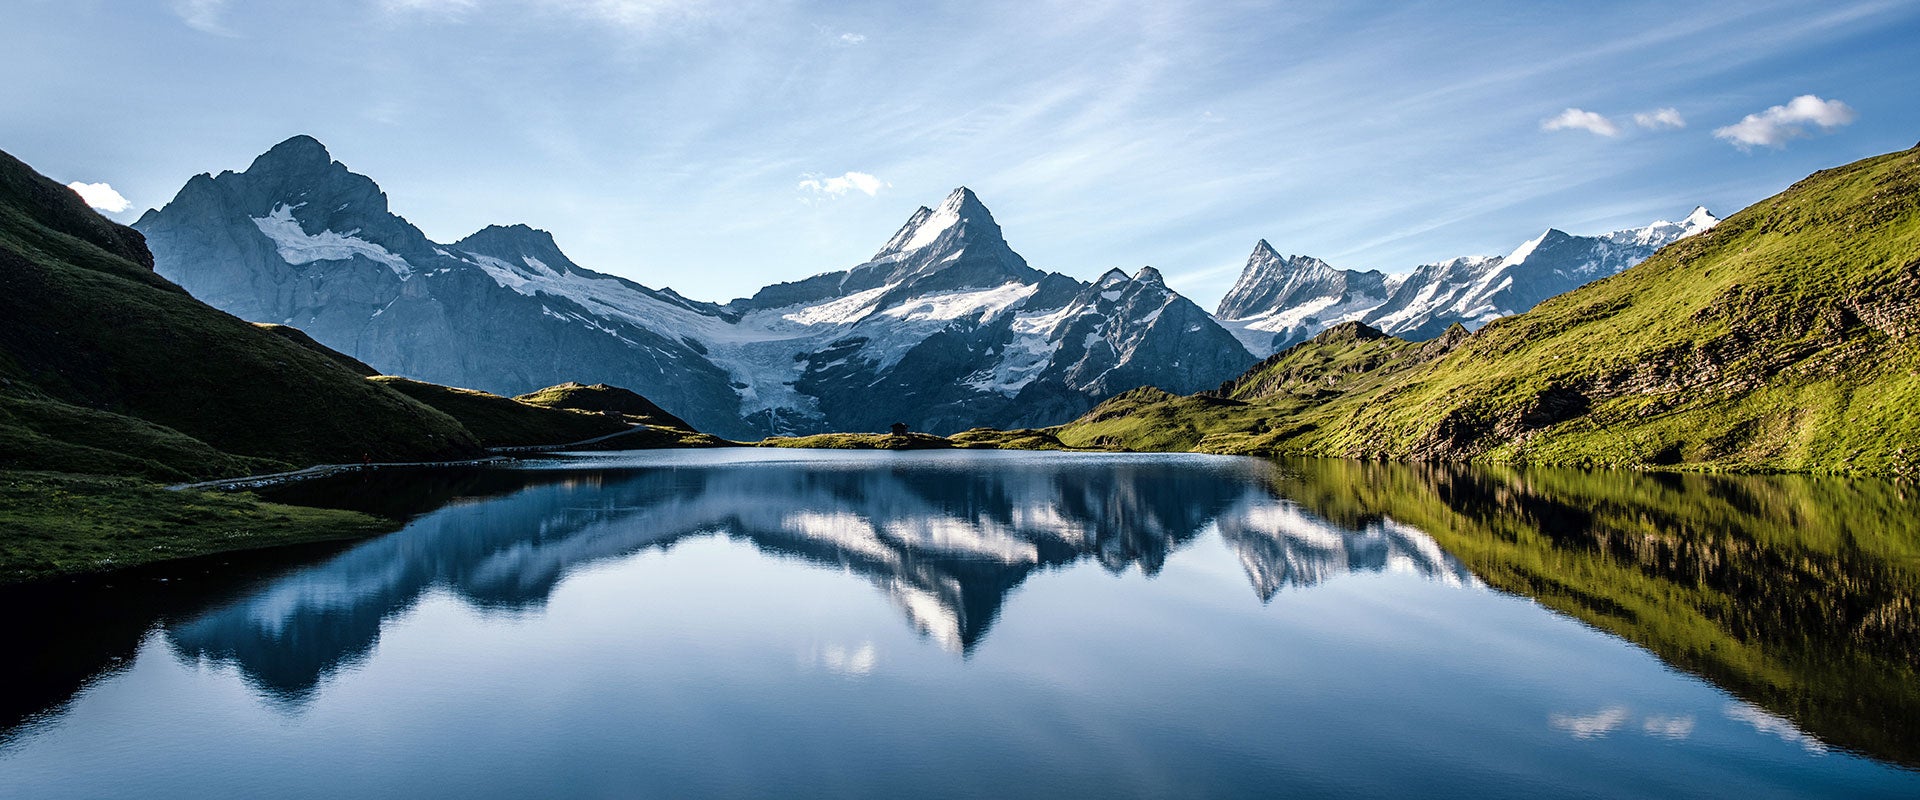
[1216,207,1719,354]
[134,137,1254,440]
[134,136,1708,438]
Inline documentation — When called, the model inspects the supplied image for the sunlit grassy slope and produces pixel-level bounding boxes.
[1056,144,1920,475]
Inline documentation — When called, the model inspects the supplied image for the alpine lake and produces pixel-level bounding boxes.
[3,449,1916,798]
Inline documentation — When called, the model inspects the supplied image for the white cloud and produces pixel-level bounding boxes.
[807,642,877,677]
[798,171,886,197]
[1714,95,1856,150]
[1725,703,1829,754]
[837,32,867,46]
[1633,107,1686,130]
[1541,108,1619,137]
[1549,706,1630,739]
[1641,714,1695,739]
[66,182,131,213]
[172,0,235,35]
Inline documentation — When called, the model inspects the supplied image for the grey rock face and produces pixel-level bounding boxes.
[137,137,1255,438]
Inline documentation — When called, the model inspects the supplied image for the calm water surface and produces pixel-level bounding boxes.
[3,450,1917,798]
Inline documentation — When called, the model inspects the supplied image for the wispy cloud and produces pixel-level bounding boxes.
[376,0,713,29]
[1541,108,1620,137]
[549,0,713,28]
[66,181,131,213]
[837,32,866,46]
[380,0,478,17]
[1713,94,1856,150]
[798,171,886,197]
[172,0,235,35]
[1633,107,1686,129]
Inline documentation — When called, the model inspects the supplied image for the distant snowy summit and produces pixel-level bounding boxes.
[1218,208,1719,355]
[135,137,1253,439]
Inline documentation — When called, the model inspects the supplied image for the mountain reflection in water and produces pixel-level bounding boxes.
[169,452,1472,700]
[3,449,1915,787]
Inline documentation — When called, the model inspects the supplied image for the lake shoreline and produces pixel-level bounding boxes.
[11,429,1914,586]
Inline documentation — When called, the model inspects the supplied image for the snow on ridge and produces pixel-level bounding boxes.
[1502,229,1554,267]
[1607,207,1720,247]
[899,202,962,252]
[879,282,1037,323]
[252,203,413,278]
[781,284,892,326]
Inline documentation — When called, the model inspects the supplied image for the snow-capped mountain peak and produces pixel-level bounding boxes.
[1607,207,1720,247]
[1501,229,1565,267]
[1219,207,1719,354]
[1216,239,1391,352]
[872,186,1002,261]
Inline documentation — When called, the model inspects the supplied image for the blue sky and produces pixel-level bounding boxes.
[5,1,1917,308]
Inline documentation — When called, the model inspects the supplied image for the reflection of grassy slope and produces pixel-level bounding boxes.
[1053,145,1920,476]
[1277,458,1920,767]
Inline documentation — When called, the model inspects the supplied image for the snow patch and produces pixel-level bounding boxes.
[252,204,413,278]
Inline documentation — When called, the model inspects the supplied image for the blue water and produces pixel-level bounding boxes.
[2,450,1914,798]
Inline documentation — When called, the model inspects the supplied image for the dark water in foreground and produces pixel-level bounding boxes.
[3,450,1917,798]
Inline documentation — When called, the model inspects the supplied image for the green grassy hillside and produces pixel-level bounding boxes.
[372,377,633,448]
[514,382,696,431]
[1056,144,1920,476]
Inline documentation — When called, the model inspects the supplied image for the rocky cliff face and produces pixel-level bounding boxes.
[137,137,1255,439]
[1218,209,1719,355]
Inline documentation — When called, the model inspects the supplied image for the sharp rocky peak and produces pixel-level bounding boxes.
[461,223,560,249]
[1245,240,1335,274]
[870,186,1006,262]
